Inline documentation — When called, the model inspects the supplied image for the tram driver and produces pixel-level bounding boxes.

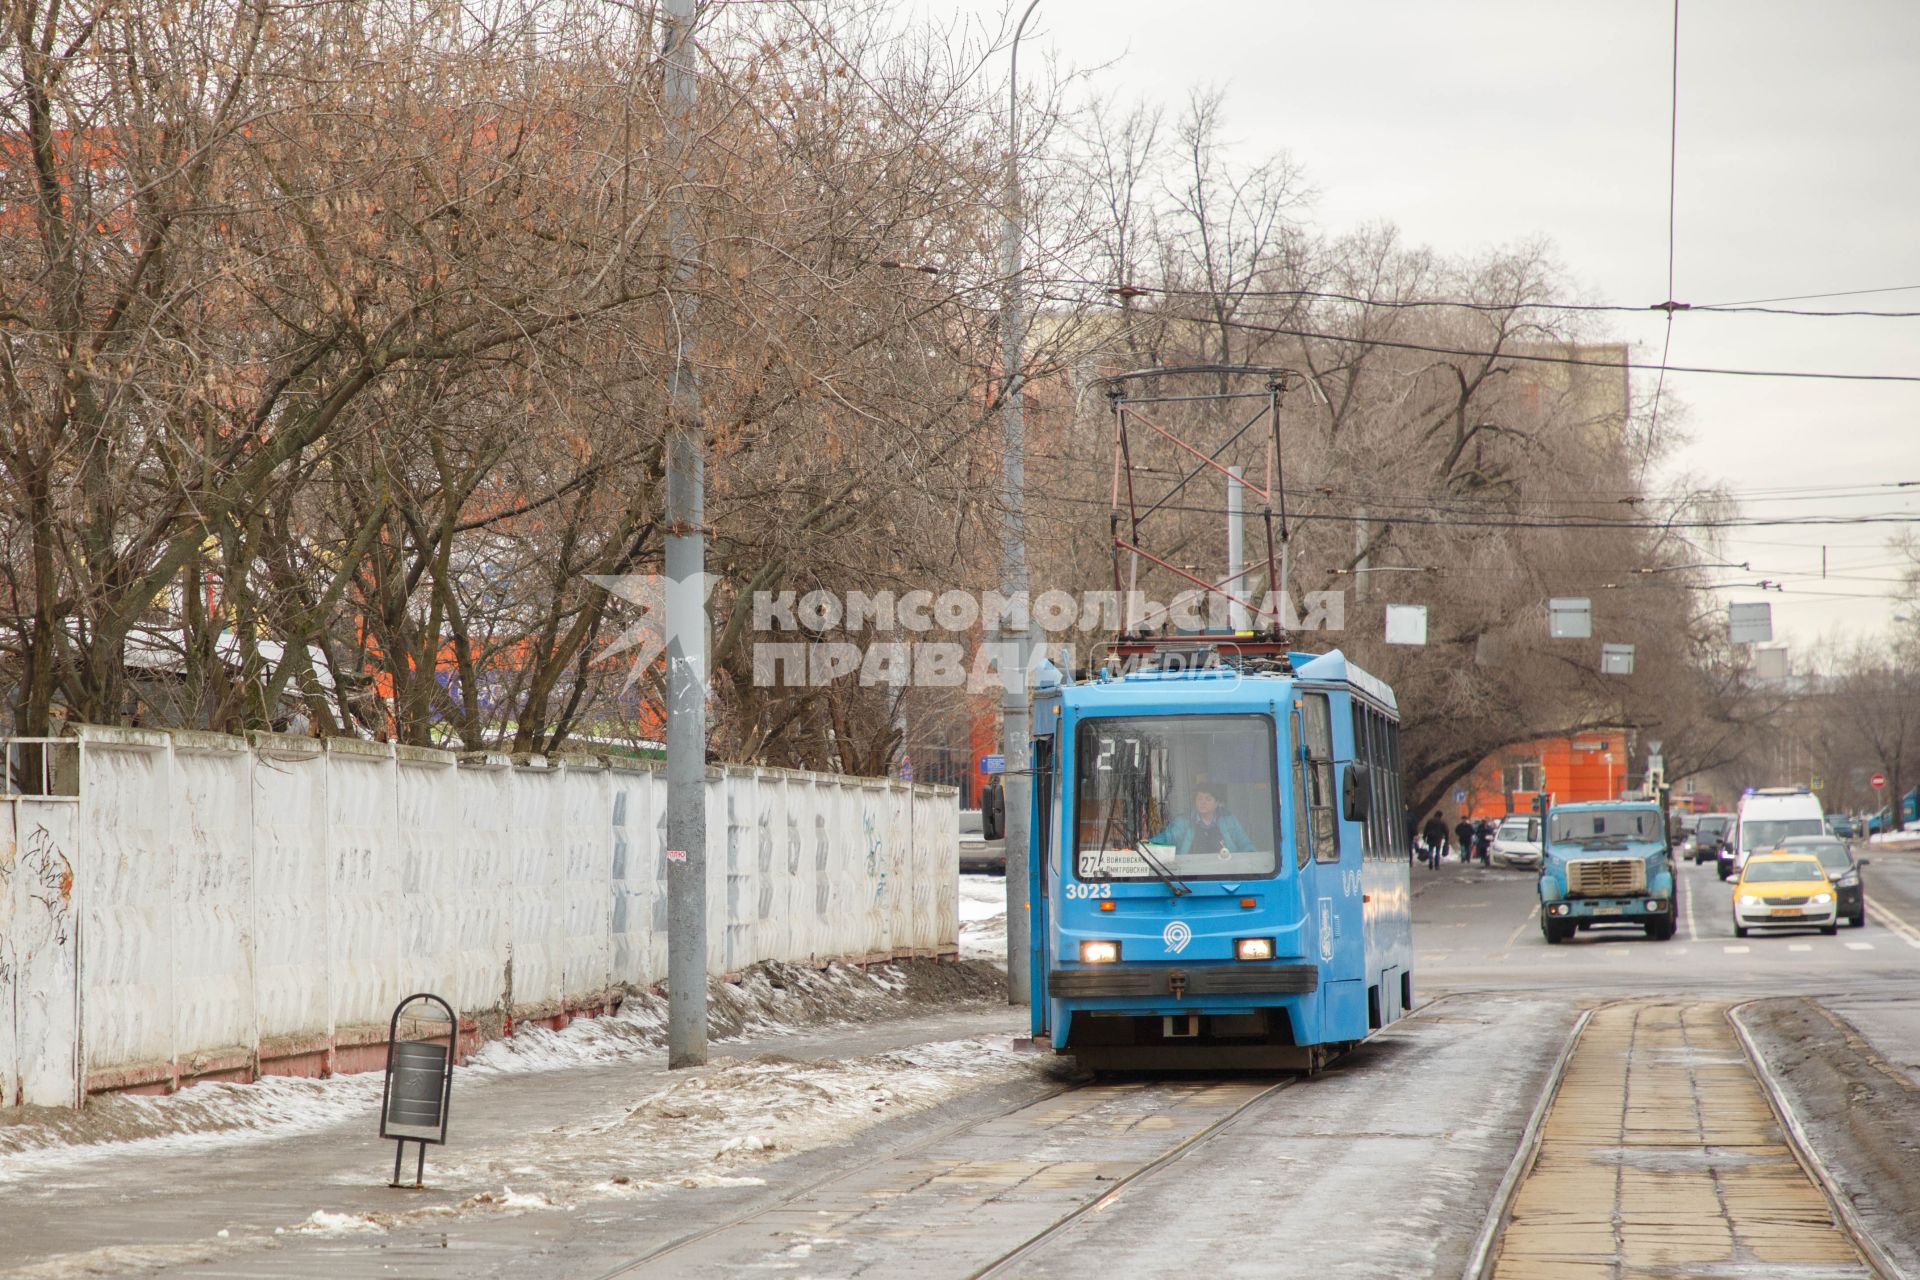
[1153,783,1255,857]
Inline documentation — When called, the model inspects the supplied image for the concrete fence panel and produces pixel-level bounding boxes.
[2,796,82,1106]
[249,737,331,1070]
[169,732,257,1082]
[77,730,174,1088]
[2,727,956,1109]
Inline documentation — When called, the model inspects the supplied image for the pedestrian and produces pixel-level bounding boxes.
[1422,813,1449,868]
[1454,816,1474,864]
[1474,817,1494,865]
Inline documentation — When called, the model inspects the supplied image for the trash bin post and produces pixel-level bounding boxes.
[379,993,457,1189]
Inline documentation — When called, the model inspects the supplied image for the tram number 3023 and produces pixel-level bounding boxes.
[1065,881,1114,900]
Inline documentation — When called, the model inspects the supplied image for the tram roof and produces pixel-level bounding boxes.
[1289,649,1397,712]
[1056,645,1396,714]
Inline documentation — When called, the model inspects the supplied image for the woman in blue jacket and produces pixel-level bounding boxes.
[1154,785,1253,856]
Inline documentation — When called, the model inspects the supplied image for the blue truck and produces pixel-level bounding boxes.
[1538,800,1676,943]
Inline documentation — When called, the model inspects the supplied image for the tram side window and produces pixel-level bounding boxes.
[1359,710,1390,859]
[1301,694,1339,862]
[1370,709,1391,860]
[1290,713,1311,870]
[1386,719,1407,859]
[1374,710,1405,859]
[1352,704,1377,860]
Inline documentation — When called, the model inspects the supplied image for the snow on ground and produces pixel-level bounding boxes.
[0,955,999,1175]
[417,1034,1049,1215]
[959,873,1009,966]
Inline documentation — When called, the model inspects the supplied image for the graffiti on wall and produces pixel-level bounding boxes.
[18,825,74,949]
[862,808,888,907]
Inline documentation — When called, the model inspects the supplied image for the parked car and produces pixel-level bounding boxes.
[1731,851,1839,938]
[1777,835,1868,927]
[1488,814,1542,869]
[980,777,1006,840]
[1682,813,1732,865]
[958,804,1007,874]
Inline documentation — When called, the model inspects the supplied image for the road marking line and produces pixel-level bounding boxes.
[1683,878,1700,941]
[1845,941,1874,952]
[1724,945,1750,954]
[1504,912,1538,950]
[1789,944,1812,952]
[1866,898,1920,945]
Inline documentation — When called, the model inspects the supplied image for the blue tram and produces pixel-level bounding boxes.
[1026,643,1413,1071]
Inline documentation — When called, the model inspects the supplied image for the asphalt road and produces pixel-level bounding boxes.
[6,848,1917,1278]
[1417,842,1920,1001]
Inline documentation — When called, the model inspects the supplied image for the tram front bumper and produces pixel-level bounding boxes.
[1047,963,1320,999]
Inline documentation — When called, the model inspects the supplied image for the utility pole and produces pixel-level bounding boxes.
[1353,505,1369,602]
[1000,0,1041,1007]
[1227,467,1248,630]
[662,0,707,1069]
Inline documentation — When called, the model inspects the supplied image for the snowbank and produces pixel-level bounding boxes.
[959,873,1009,966]
[0,955,1001,1173]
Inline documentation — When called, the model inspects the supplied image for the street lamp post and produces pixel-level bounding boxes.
[1000,0,1041,1007]
[662,0,708,1069]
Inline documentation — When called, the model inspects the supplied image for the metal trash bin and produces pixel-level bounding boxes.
[379,994,456,1187]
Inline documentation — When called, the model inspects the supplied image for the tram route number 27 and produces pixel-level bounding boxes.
[1065,881,1114,900]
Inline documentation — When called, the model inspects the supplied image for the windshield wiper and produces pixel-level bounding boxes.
[1129,839,1192,897]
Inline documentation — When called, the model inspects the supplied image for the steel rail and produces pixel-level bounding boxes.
[1728,1002,1908,1280]
[1462,1005,1595,1280]
[581,1077,1078,1280]
[967,1073,1305,1279]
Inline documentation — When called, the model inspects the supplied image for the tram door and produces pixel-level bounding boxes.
[1296,689,1368,1040]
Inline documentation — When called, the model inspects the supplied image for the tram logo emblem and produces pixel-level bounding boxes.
[1341,869,1362,896]
[1162,921,1193,954]
[1317,897,1336,962]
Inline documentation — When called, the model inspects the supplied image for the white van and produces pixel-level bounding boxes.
[1731,788,1826,874]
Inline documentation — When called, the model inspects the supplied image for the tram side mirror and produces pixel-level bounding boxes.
[1342,762,1372,823]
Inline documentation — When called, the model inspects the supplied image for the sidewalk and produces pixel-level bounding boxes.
[0,962,1033,1279]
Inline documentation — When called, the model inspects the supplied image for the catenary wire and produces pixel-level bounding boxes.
[1052,297,1920,382]
[1059,282,1920,318]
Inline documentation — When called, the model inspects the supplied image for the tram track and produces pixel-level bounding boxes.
[581,1075,1082,1280]
[1460,1007,1592,1280]
[1729,1002,1908,1280]
[965,1074,1301,1279]
[1471,998,1891,1280]
[580,1067,1311,1280]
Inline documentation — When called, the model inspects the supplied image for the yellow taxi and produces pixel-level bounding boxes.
[1731,851,1838,938]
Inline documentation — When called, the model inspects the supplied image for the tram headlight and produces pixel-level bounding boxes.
[1080,939,1121,965]
[1234,937,1275,961]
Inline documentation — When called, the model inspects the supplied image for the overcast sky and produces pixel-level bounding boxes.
[947,0,1920,653]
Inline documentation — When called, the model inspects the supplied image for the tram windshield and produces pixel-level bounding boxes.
[1074,715,1280,881]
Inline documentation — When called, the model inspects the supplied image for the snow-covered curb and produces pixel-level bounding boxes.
[0,954,1001,1173]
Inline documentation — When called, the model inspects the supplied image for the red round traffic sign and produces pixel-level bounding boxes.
[1871,772,1887,789]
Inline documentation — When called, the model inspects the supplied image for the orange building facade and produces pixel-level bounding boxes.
[1441,731,1630,824]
